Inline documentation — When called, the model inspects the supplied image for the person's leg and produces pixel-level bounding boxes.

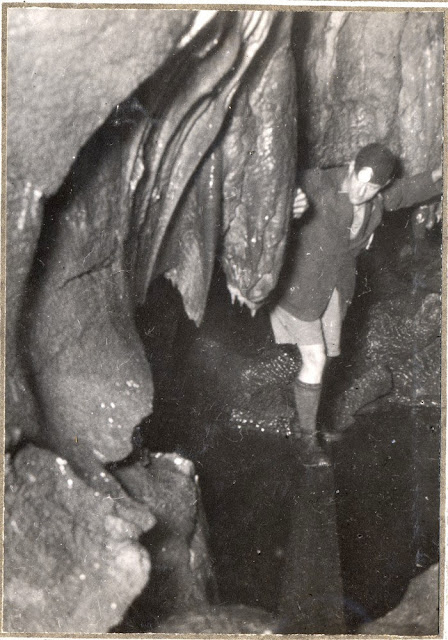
[297,343,327,384]
[319,289,344,441]
[270,305,329,466]
[321,288,342,359]
[294,343,329,466]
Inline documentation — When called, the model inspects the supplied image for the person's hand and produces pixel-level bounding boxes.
[432,164,442,183]
[413,202,442,236]
[425,202,442,229]
[292,187,309,219]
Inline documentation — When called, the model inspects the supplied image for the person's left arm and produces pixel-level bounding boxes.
[382,166,442,212]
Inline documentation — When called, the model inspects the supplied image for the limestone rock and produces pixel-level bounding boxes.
[398,13,444,174]
[297,12,443,173]
[4,445,155,633]
[334,290,441,430]
[6,175,43,449]
[24,12,297,478]
[154,604,277,633]
[221,13,297,310]
[115,453,217,629]
[6,8,191,449]
[7,8,191,195]
[359,563,439,635]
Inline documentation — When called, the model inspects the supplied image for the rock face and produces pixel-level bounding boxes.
[359,563,439,635]
[114,453,217,629]
[4,445,154,633]
[21,12,297,489]
[6,9,298,634]
[296,11,443,173]
[5,7,443,636]
[5,446,216,633]
[221,15,297,309]
[6,7,191,455]
[7,8,192,195]
[332,225,441,433]
[6,178,44,450]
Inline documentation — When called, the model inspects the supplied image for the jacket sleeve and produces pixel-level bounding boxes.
[297,168,322,194]
[382,171,442,212]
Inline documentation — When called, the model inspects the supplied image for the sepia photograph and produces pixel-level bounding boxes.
[3,4,444,636]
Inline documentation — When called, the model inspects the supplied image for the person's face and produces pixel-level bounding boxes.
[346,162,384,205]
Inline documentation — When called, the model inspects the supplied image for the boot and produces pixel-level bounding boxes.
[292,379,330,468]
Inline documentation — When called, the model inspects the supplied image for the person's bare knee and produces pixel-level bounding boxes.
[298,344,326,384]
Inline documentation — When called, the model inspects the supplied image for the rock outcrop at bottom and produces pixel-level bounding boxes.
[359,563,439,635]
[4,445,155,633]
[5,445,218,634]
[153,604,277,633]
[114,453,217,631]
[332,246,441,433]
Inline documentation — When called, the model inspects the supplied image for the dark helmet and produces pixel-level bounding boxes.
[354,143,396,187]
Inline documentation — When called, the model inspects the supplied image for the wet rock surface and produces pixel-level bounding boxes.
[332,216,441,433]
[221,14,297,309]
[336,293,440,422]
[4,445,154,633]
[22,12,297,488]
[6,11,299,633]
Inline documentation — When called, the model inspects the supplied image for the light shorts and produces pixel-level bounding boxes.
[269,288,342,357]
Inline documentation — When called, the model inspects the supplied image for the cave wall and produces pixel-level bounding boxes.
[7,8,443,452]
[8,9,441,191]
[7,8,191,195]
[5,9,211,632]
[6,7,192,450]
[295,11,443,174]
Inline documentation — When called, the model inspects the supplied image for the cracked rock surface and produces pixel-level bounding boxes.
[5,447,216,633]
[4,445,154,633]
[114,453,217,630]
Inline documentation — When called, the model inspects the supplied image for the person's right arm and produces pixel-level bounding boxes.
[382,165,442,212]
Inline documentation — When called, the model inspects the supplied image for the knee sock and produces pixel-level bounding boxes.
[292,379,322,438]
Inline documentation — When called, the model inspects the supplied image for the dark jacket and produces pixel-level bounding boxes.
[276,166,441,321]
